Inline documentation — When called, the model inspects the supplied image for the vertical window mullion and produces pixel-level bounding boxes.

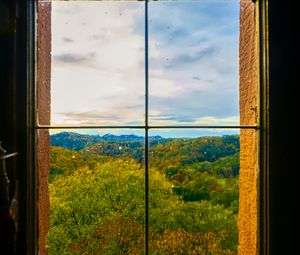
[145,1,149,254]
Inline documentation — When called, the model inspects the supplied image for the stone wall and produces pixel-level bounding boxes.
[37,2,51,255]
[239,1,259,254]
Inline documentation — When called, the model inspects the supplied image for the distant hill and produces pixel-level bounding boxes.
[50,132,165,150]
[50,132,239,169]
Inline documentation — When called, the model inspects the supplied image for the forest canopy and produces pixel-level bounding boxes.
[48,133,240,254]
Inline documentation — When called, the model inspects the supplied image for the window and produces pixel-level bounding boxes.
[36,0,260,254]
[6,0,298,254]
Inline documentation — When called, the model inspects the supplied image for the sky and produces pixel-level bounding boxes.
[51,0,239,137]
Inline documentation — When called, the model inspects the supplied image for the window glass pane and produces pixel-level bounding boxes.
[42,129,145,254]
[149,0,240,126]
[149,129,240,254]
[43,1,145,126]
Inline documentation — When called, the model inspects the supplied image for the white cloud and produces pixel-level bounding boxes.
[51,1,240,127]
[51,1,145,125]
[149,115,239,126]
[148,1,240,124]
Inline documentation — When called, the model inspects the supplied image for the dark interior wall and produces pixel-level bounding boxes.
[1,0,36,254]
[268,1,295,255]
[0,1,17,152]
[0,1,19,254]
